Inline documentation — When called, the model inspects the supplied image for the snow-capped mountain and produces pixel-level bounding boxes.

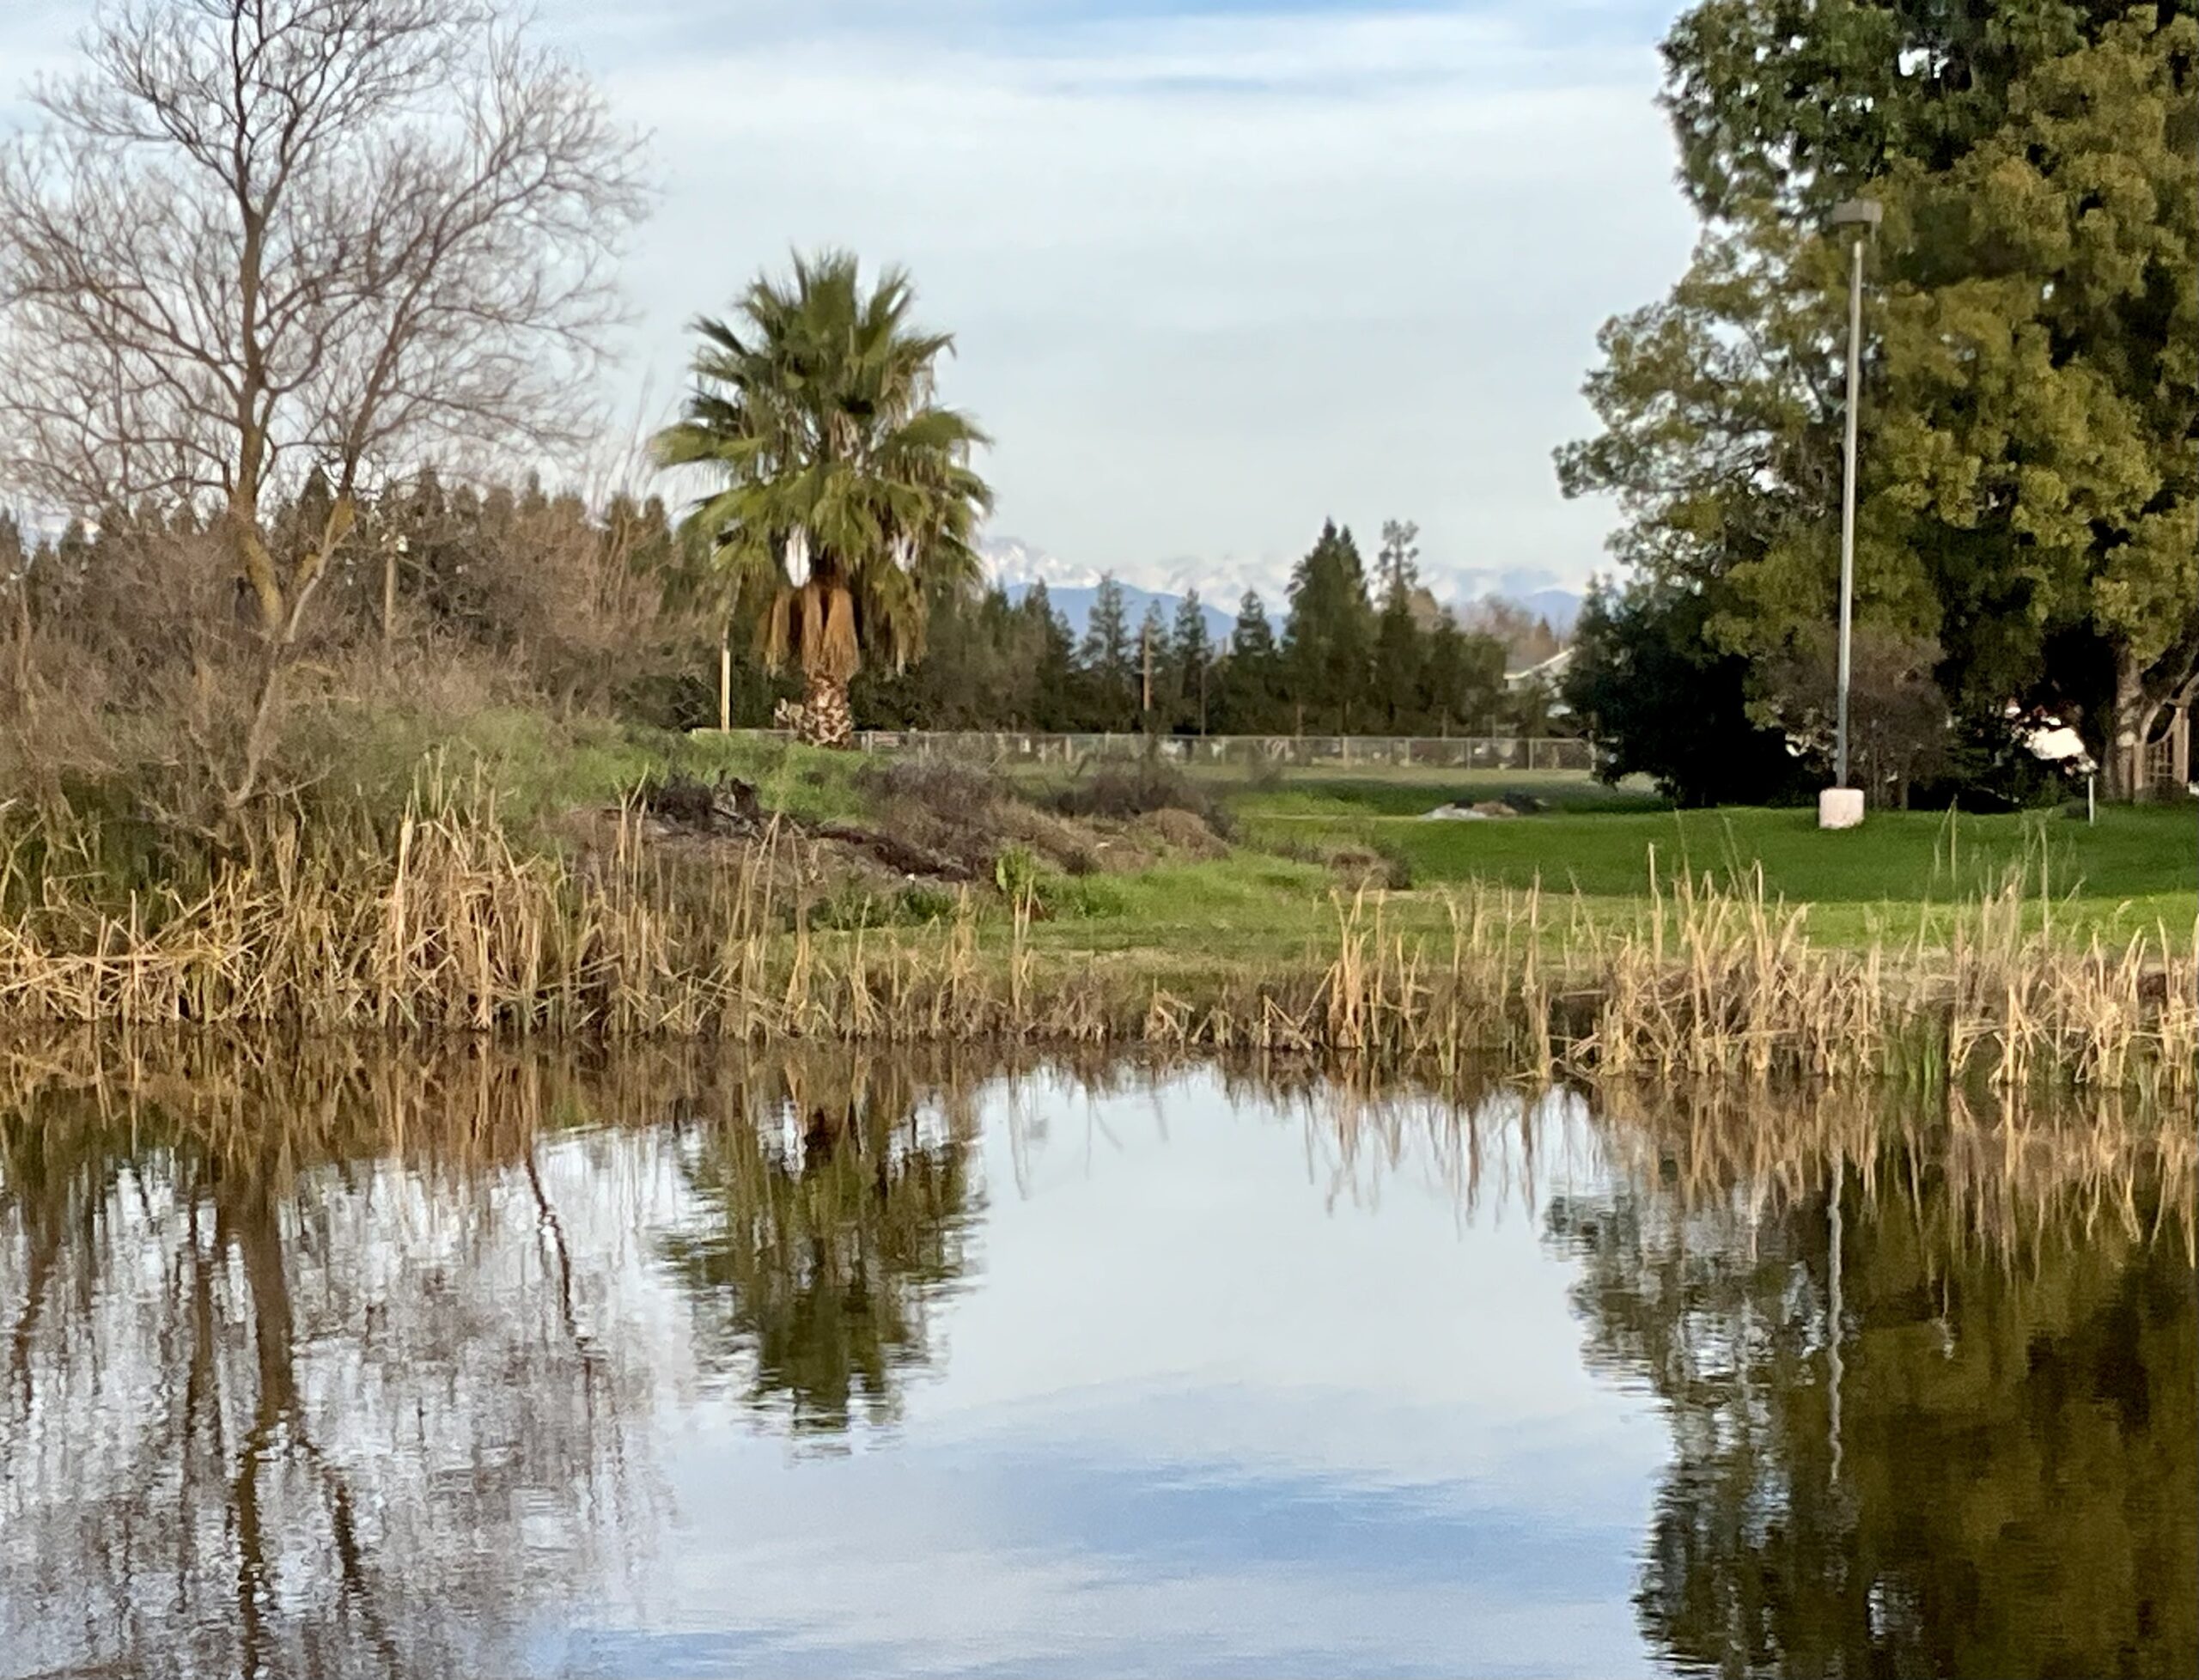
[980,536,1581,645]
[979,537,1104,593]
[982,537,1279,606]
[1005,581,1237,646]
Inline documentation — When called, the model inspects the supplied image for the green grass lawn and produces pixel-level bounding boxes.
[1225,779,2196,951]
[1236,793,2186,898]
[297,707,879,829]
[299,716,2196,959]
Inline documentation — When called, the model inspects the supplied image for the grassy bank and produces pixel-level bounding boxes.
[2,714,2192,1091]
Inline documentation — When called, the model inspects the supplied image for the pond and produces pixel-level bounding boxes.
[0,1044,2191,1678]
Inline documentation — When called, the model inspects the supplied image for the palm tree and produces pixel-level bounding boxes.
[654,253,993,746]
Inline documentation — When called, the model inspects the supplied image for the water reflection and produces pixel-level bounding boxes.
[1547,1087,2198,1680]
[661,1051,984,1433]
[0,1045,669,1678]
[0,1038,2189,1678]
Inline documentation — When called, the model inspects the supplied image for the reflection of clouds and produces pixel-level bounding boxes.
[556,1068,1666,1677]
[569,1421,1654,1677]
[0,1127,681,1680]
[3,1050,1670,1678]
[568,1424,1654,1677]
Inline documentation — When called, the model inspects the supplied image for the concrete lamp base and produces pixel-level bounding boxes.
[1818,788,1866,831]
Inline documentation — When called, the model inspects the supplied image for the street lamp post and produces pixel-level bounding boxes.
[1821,196,1880,832]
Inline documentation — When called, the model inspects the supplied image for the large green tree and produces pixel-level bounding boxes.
[1562,1,2198,799]
[1079,574,1136,730]
[1136,599,1168,727]
[1418,608,1507,736]
[1020,581,1080,730]
[1169,587,1215,733]
[654,253,993,746]
[1565,580,1811,806]
[1282,520,1374,733]
[1219,590,1283,732]
[1374,520,1426,729]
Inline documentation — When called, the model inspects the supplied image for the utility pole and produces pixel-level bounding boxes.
[718,620,732,733]
[381,532,406,645]
[1141,620,1153,724]
[1821,196,1880,831]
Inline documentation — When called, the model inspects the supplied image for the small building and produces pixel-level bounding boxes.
[1502,648,1573,691]
[2151,673,2196,793]
[1503,648,1574,721]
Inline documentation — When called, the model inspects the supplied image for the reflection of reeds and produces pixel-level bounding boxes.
[1587,1078,2196,1267]
[2,1032,2183,1262]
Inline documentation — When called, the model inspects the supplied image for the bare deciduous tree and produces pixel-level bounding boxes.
[0,0,648,667]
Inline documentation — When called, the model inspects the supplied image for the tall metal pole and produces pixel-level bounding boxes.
[1835,228,1864,790]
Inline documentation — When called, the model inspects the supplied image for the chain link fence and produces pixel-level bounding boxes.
[715,729,1599,773]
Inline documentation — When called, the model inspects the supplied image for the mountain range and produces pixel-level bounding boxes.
[982,538,1582,644]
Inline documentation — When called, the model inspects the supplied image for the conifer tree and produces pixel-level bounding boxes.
[1222,590,1282,733]
[1169,587,1214,733]
[1282,520,1374,733]
[1374,519,1424,729]
[1078,573,1136,730]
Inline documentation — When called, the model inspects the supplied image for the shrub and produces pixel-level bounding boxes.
[1050,763,1234,838]
[992,843,1042,901]
[856,757,1009,816]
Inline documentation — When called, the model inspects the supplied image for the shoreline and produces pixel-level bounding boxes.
[1,820,2189,1095]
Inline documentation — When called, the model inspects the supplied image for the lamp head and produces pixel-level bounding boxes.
[1829,198,1883,234]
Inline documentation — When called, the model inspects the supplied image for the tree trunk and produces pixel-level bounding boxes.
[233,508,285,635]
[2108,651,2156,801]
[796,668,854,748]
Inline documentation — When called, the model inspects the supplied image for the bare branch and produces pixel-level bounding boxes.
[0,0,649,641]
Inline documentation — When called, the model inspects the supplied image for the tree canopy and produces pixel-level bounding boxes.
[654,252,993,746]
[1561,0,2198,800]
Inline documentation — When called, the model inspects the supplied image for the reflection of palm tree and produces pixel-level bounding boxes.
[1546,1135,2197,1679]
[661,1052,983,1434]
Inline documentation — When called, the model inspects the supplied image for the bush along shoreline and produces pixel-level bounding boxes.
[0,779,2190,1101]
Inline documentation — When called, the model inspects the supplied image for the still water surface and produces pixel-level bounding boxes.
[0,1047,2191,1678]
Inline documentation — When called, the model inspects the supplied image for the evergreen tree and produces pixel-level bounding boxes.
[0,510,25,680]
[1562,580,1806,807]
[1374,519,1424,728]
[1419,609,1506,736]
[1020,582,1077,730]
[1169,587,1214,734]
[1562,3,2199,798]
[1282,520,1374,733]
[1078,573,1135,730]
[1221,590,1282,733]
[1376,519,1419,600]
[1136,599,1168,730]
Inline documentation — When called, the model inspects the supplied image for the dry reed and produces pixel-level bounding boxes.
[0,790,2190,1094]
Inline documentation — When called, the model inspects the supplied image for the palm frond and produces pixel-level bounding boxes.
[651,250,993,690]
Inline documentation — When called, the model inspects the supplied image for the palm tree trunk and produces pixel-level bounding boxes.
[798,669,855,748]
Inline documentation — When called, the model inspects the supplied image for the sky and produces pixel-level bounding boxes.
[0,0,1699,600]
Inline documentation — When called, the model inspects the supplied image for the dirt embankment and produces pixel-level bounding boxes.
[572,759,1233,906]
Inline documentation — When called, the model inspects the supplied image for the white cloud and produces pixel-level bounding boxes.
[588,2,1696,594]
[1,0,1697,596]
